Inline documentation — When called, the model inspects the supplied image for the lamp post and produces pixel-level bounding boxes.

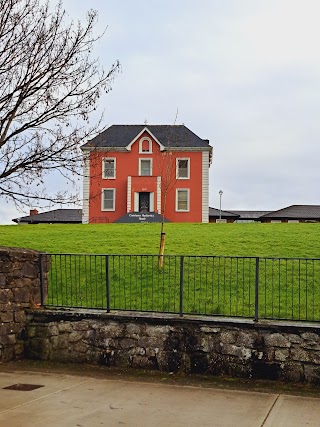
[219,190,223,221]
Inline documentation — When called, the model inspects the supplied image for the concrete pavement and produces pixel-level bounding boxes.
[0,363,320,427]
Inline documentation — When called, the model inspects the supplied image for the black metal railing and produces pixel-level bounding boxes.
[39,254,320,322]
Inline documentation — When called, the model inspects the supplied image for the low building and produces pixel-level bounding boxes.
[12,209,82,224]
[259,205,320,223]
[209,205,320,223]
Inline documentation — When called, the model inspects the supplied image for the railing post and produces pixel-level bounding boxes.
[254,257,259,322]
[38,253,44,306]
[106,255,110,313]
[179,256,184,317]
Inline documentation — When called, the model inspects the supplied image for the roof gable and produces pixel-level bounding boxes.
[125,127,164,151]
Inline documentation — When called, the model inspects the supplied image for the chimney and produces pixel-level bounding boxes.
[29,209,39,216]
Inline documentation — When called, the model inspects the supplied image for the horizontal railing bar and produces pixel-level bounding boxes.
[46,253,320,262]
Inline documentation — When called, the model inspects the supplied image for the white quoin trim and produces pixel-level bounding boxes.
[134,192,139,212]
[157,176,161,214]
[150,192,154,212]
[127,176,132,212]
[202,151,210,223]
[126,127,165,151]
[82,153,90,223]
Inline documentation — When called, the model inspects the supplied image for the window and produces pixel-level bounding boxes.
[176,158,190,179]
[139,137,152,154]
[139,159,152,176]
[176,189,190,212]
[102,158,116,179]
[102,189,115,211]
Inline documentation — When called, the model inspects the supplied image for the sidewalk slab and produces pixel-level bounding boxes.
[0,365,320,427]
[0,370,275,427]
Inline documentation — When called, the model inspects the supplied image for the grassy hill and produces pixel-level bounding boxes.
[1,222,320,258]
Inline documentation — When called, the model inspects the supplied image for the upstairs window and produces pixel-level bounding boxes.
[102,188,115,211]
[139,159,152,176]
[139,137,152,154]
[176,189,190,212]
[103,158,116,179]
[176,158,190,179]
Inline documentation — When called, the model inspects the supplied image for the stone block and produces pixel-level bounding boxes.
[69,332,84,343]
[264,333,290,348]
[138,336,162,349]
[220,330,238,344]
[291,347,310,362]
[131,355,157,369]
[0,274,6,287]
[27,326,37,338]
[73,321,91,331]
[275,348,289,362]
[14,342,24,355]
[304,365,320,384]
[0,311,14,322]
[51,336,59,350]
[308,351,320,365]
[73,341,89,354]
[236,331,257,348]
[12,287,31,303]
[58,322,73,333]
[145,325,170,337]
[14,310,26,323]
[100,324,124,338]
[119,338,137,349]
[126,323,143,337]
[280,362,303,382]
[0,289,13,304]
[21,263,38,279]
[301,332,320,341]
[0,334,16,346]
[47,325,59,336]
[1,346,15,363]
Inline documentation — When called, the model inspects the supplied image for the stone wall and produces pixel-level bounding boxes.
[2,245,320,383]
[0,247,47,363]
[26,310,320,384]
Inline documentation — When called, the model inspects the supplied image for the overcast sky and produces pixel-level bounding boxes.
[2,0,320,223]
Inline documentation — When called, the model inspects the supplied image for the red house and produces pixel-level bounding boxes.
[81,125,212,223]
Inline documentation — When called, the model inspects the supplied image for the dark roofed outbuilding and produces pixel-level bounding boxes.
[12,209,82,224]
[259,205,320,222]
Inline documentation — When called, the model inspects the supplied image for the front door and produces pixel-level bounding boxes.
[139,192,150,212]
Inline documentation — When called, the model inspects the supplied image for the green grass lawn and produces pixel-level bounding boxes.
[1,222,320,258]
[2,222,320,321]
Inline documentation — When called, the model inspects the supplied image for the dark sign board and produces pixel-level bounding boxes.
[114,212,169,223]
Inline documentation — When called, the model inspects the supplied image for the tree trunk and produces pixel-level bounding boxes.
[158,231,166,269]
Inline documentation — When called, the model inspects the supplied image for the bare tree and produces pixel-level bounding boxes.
[157,113,180,267]
[0,0,120,210]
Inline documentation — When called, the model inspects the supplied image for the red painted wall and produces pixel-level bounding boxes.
[88,131,204,223]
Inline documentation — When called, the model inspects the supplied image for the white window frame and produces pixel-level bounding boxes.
[102,157,116,179]
[139,137,152,154]
[176,188,190,212]
[101,188,116,211]
[176,158,190,179]
[139,158,152,176]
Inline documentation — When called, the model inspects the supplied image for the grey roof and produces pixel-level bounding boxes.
[229,210,271,219]
[82,125,211,149]
[209,207,239,218]
[260,205,320,219]
[12,209,82,224]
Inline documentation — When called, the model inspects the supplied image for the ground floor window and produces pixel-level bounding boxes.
[102,188,115,211]
[176,189,189,212]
